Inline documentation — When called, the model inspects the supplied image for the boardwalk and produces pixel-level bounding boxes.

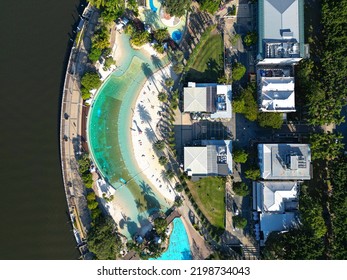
[60,4,98,255]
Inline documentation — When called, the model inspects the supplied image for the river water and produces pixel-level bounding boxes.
[0,0,84,259]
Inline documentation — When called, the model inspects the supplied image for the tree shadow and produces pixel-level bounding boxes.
[141,62,153,78]
[139,180,154,196]
[125,220,139,237]
[135,198,145,211]
[137,103,152,123]
[145,127,157,143]
[151,54,163,70]
[144,194,161,214]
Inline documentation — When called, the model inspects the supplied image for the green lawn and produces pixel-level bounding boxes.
[185,33,224,83]
[188,176,226,229]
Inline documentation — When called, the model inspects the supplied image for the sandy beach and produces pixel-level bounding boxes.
[130,63,177,203]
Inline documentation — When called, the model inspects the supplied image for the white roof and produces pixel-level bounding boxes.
[211,84,232,119]
[184,140,233,176]
[260,77,295,112]
[255,181,298,212]
[184,147,208,175]
[183,87,207,112]
[260,212,297,242]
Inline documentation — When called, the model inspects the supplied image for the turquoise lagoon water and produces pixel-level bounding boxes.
[88,33,170,238]
[151,218,192,260]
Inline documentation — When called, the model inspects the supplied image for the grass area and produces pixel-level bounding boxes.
[185,33,224,83]
[187,176,226,229]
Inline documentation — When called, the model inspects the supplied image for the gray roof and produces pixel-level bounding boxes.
[258,0,305,58]
[258,143,311,180]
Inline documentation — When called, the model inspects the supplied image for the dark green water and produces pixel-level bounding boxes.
[0,0,83,259]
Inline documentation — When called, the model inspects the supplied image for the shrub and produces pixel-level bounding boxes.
[233,215,247,229]
[243,31,257,47]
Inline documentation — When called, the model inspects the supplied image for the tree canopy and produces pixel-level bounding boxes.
[232,83,258,121]
[130,30,150,47]
[233,215,247,229]
[165,78,174,88]
[154,28,169,43]
[87,217,122,260]
[199,0,221,14]
[158,156,168,166]
[81,71,101,91]
[310,132,344,161]
[243,31,257,47]
[232,182,250,196]
[257,112,283,129]
[295,0,347,126]
[158,92,168,102]
[232,148,248,163]
[154,140,165,151]
[245,168,260,180]
[154,217,168,236]
[232,62,246,81]
[163,0,190,17]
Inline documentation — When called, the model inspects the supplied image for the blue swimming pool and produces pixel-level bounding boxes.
[152,218,192,260]
[149,0,158,12]
[171,30,182,42]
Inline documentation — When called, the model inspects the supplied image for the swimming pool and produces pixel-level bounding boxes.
[87,33,170,238]
[149,0,157,12]
[151,218,192,260]
[171,30,182,42]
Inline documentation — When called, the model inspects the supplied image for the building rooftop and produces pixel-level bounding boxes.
[258,143,311,180]
[252,180,299,244]
[253,181,298,212]
[260,212,298,243]
[183,83,232,119]
[258,0,304,60]
[259,76,295,112]
[184,140,232,177]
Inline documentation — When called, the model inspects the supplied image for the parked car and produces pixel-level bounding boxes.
[232,201,239,215]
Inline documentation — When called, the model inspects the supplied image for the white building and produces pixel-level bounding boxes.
[253,181,299,244]
[184,140,232,177]
[257,0,307,112]
[258,143,311,180]
[183,82,232,119]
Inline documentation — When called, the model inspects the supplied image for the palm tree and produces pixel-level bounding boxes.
[158,92,167,102]
[158,156,168,166]
[165,78,174,88]
[165,169,175,179]
[154,140,165,151]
